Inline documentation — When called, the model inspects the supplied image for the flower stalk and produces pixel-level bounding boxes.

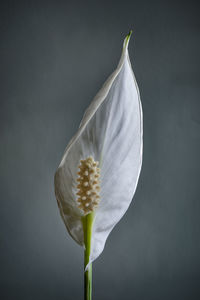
[82,212,94,300]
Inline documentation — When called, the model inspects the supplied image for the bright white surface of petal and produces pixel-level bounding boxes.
[89,53,143,264]
[54,38,143,260]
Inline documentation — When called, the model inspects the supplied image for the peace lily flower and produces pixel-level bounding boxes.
[54,31,143,300]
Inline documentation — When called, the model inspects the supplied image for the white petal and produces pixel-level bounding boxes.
[89,51,143,264]
[54,35,143,256]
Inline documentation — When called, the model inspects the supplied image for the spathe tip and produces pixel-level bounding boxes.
[123,30,133,49]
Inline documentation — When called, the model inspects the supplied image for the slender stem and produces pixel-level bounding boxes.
[84,259,92,300]
[82,213,94,300]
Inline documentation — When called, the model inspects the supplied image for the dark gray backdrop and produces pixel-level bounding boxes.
[1,0,200,299]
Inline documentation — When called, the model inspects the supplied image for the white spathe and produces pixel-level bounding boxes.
[54,34,143,265]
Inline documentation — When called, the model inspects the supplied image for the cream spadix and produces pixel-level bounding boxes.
[54,32,143,266]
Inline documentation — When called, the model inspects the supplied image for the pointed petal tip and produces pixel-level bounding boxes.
[123,30,133,50]
[127,30,133,39]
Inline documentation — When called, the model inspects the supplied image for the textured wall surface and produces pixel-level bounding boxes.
[0,0,200,299]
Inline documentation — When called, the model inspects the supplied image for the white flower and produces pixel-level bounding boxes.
[54,32,143,267]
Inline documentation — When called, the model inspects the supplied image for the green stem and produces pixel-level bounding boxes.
[82,213,94,300]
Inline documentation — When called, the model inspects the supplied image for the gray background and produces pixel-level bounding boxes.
[0,0,200,299]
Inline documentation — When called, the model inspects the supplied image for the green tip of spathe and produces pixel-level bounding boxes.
[127,30,133,39]
[124,30,133,48]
